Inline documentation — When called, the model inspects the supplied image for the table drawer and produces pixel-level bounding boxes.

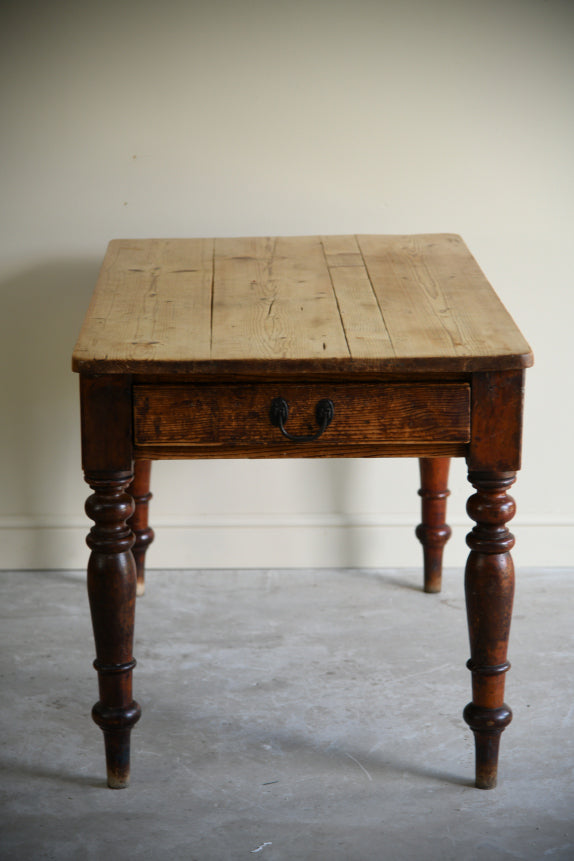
[133,383,470,448]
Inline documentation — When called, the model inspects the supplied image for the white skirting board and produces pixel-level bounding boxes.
[0,515,571,570]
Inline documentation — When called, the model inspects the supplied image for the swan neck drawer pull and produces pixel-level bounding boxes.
[269,397,334,442]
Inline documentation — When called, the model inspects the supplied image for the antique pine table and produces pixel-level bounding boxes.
[72,234,532,790]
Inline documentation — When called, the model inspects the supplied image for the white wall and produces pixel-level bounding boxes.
[1,0,572,571]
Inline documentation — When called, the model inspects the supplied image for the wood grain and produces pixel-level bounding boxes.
[358,234,532,366]
[73,238,214,372]
[72,235,533,375]
[416,457,452,594]
[75,234,532,793]
[464,470,516,789]
[133,441,468,461]
[210,236,349,362]
[133,382,470,447]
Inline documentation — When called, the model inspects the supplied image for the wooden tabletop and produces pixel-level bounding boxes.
[72,234,533,376]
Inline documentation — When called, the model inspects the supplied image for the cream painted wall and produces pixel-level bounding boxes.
[1,0,572,571]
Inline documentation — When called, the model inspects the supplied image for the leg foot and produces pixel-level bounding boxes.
[463,470,516,789]
[92,698,142,788]
[463,703,512,789]
[104,730,134,789]
[416,457,451,593]
[85,472,141,789]
[128,460,154,597]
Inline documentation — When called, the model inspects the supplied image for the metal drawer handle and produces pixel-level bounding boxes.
[269,397,334,442]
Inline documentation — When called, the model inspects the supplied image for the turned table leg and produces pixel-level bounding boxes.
[416,457,451,593]
[128,459,155,597]
[463,470,516,789]
[85,471,141,788]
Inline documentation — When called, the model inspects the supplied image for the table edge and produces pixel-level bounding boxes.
[71,350,534,376]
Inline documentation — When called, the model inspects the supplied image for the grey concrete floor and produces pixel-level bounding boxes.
[1,568,573,861]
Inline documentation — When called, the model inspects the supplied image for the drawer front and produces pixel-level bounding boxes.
[133,383,470,448]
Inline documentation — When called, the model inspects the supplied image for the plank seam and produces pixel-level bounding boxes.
[209,238,216,358]
[320,238,352,358]
[355,235,396,357]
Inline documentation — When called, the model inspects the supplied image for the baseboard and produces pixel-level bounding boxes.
[0,514,571,570]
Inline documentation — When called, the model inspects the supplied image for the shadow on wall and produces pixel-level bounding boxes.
[0,259,101,565]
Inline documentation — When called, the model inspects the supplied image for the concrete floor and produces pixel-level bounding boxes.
[0,567,573,861]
